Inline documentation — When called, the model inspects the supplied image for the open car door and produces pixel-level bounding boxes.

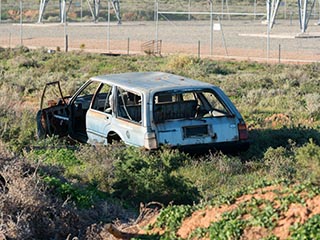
[36,81,70,139]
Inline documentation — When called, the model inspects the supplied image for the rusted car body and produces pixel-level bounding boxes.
[37,72,249,152]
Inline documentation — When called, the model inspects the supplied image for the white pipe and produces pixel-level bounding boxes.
[157,11,265,16]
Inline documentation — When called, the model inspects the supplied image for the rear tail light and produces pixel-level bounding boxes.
[144,131,158,149]
[238,123,249,140]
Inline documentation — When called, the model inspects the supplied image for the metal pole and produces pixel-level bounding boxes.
[218,17,228,56]
[226,0,230,20]
[9,32,11,48]
[154,0,157,21]
[278,44,281,63]
[266,0,270,61]
[155,0,159,43]
[267,6,270,61]
[65,34,68,52]
[81,0,83,21]
[318,0,320,22]
[107,0,110,52]
[284,0,287,19]
[64,2,68,52]
[20,0,23,46]
[127,37,130,55]
[254,0,257,20]
[303,0,307,33]
[318,0,320,23]
[188,0,191,20]
[210,0,213,55]
[221,0,224,20]
[198,40,200,58]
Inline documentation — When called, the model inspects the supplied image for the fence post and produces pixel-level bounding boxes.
[9,32,11,48]
[278,44,281,63]
[127,38,130,55]
[65,34,68,52]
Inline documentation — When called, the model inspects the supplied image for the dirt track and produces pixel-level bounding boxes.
[1,19,320,63]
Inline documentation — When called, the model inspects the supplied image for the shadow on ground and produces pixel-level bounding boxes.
[244,126,320,159]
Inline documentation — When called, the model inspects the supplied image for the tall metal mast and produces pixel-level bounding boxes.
[267,0,316,33]
[38,0,121,24]
[38,0,73,23]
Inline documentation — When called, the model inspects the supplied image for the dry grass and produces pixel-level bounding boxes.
[0,141,120,240]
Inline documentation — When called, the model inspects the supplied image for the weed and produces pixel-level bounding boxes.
[112,146,199,204]
[295,139,320,184]
[153,205,193,237]
[290,214,320,239]
[263,146,296,180]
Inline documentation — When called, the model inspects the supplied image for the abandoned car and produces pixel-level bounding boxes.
[37,72,249,151]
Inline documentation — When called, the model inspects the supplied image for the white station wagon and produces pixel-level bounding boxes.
[37,72,249,152]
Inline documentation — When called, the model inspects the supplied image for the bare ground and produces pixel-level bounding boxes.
[1,19,320,63]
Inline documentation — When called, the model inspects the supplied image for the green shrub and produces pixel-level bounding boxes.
[165,55,200,74]
[75,144,115,191]
[43,175,105,208]
[290,214,320,239]
[304,93,320,120]
[154,205,193,237]
[263,146,296,180]
[0,108,36,153]
[112,146,199,204]
[246,126,320,159]
[295,139,320,184]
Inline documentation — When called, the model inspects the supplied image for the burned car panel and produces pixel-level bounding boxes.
[37,72,249,152]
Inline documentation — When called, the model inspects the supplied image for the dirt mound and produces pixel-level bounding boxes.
[108,183,320,239]
[7,10,38,20]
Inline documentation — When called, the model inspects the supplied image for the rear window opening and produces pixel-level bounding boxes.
[153,89,232,123]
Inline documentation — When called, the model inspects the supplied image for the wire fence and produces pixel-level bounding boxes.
[1,0,320,63]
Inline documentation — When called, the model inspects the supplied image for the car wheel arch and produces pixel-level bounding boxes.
[107,131,122,144]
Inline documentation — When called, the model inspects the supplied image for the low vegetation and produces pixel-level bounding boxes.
[0,47,319,239]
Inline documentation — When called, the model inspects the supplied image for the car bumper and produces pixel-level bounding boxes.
[173,140,250,153]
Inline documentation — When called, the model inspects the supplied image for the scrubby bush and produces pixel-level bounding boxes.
[295,139,320,184]
[75,144,115,191]
[0,157,85,239]
[112,146,199,205]
[263,146,296,180]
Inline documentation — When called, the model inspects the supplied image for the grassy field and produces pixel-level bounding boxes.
[0,47,320,239]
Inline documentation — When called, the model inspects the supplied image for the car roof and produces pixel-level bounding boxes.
[90,72,214,92]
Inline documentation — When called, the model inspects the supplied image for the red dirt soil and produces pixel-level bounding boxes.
[102,184,320,239]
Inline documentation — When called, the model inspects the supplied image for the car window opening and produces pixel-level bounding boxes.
[117,88,142,124]
[153,90,231,123]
